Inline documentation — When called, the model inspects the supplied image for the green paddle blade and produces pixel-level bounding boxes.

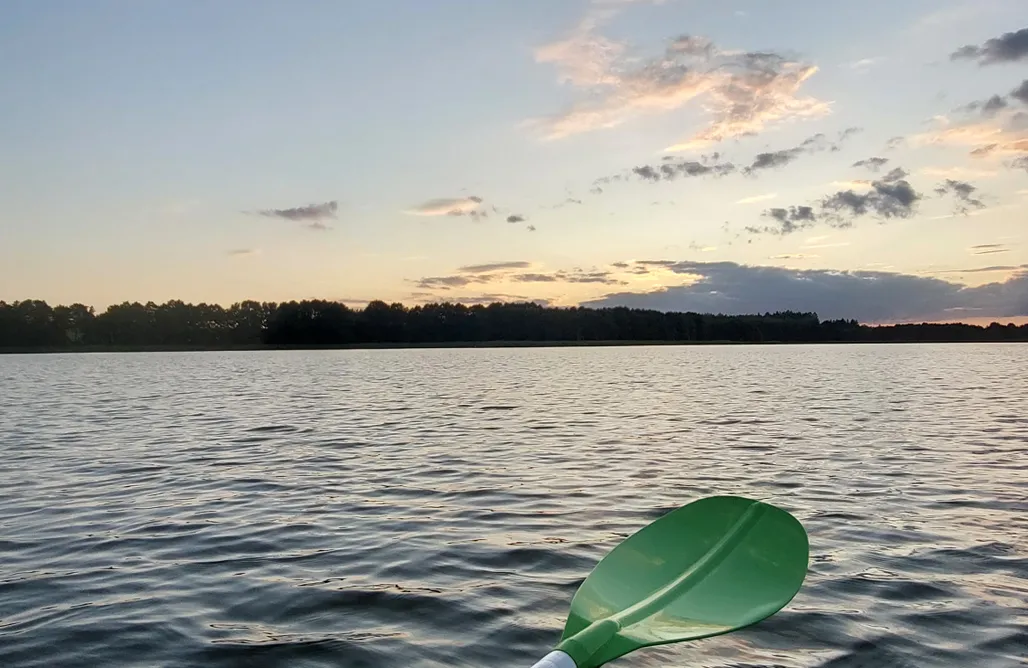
[555,495,809,668]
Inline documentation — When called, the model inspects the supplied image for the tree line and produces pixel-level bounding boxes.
[1,298,1026,350]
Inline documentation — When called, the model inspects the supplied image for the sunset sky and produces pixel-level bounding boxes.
[2,0,1026,324]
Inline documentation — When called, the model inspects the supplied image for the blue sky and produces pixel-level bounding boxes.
[2,0,1026,323]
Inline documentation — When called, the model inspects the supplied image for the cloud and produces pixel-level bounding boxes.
[582,260,1028,323]
[415,275,486,289]
[405,196,485,217]
[410,291,553,307]
[256,200,338,229]
[527,225,538,232]
[839,127,864,142]
[741,132,853,175]
[510,273,557,283]
[885,136,905,150]
[506,214,527,223]
[1012,79,1028,105]
[735,193,778,205]
[747,206,818,235]
[458,261,533,274]
[934,179,986,214]
[513,269,626,285]
[821,172,920,222]
[528,13,828,147]
[629,157,736,182]
[932,264,1028,274]
[853,157,889,172]
[227,248,260,257]
[413,263,628,291]
[846,57,884,71]
[770,253,819,259]
[951,28,1028,65]
[749,167,922,235]
[962,94,1010,116]
[920,165,999,179]
[970,243,1010,255]
[913,101,1028,167]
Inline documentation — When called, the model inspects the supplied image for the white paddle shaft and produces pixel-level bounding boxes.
[528,650,576,668]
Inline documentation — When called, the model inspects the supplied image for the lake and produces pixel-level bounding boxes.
[1,344,1026,667]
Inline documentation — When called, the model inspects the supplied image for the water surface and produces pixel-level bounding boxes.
[1,344,1026,667]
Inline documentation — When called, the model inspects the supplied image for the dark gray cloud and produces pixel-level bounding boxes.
[415,275,485,290]
[743,132,842,175]
[751,206,818,235]
[257,200,338,228]
[527,224,537,232]
[632,159,736,182]
[821,178,920,221]
[745,148,804,173]
[750,167,921,234]
[952,28,1028,65]
[415,266,627,291]
[971,244,1010,255]
[885,136,905,150]
[838,127,864,142]
[853,157,890,172]
[582,260,1028,323]
[506,214,526,223]
[512,273,559,283]
[553,269,626,285]
[1012,79,1028,105]
[880,167,909,182]
[963,94,1010,116]
[934,179,986,214]
[511,269,626,285]
[596,130,856,189]
[411,292,553,307]
[934,264,1028,274]
[458,261,532,274]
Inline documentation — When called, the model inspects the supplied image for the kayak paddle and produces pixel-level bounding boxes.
[528,495,809,668]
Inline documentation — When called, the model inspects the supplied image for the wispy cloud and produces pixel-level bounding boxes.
[970,243,1010,255]
[528,8,828,148]
[458,261,533,274]
[934,179,986,214]
[255,200,338,229]
[913,80,1028,168]
[920,165,999,179]
[929,264,1028,274]
[404,196,485,217]
[506,214,527,223]
[736,193,778,205]
[742,133,832,175]
[227,248,260,257]
[412,262,629,292]
[846,56,885,71]
[853,157,889,172]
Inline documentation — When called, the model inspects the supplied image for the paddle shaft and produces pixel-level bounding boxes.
[528,650,576,668]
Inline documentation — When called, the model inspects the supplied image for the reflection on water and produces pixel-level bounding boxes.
[0,344,1026,667]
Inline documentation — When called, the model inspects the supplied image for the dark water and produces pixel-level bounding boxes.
[1,345,1026,667]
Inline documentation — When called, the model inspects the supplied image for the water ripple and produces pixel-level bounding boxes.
[0,344,1026,667]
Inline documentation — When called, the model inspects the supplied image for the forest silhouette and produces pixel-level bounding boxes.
[1,299,1026,350]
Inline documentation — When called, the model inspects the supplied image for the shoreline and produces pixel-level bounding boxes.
[3,339,1026,355]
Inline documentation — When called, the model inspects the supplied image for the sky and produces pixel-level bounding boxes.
[1,0,1027,324]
